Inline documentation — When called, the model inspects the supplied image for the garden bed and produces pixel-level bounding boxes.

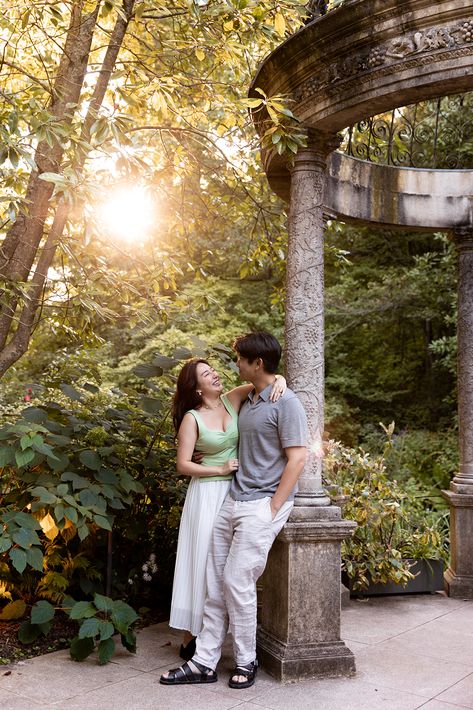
[0,606,169,666]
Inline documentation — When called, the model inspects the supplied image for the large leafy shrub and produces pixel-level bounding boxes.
[0,386,146,603]
[324,429,449,591]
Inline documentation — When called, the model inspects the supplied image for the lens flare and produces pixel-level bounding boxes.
[98,186,155,242]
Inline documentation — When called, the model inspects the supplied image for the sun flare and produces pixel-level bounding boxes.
[98,186,156,242]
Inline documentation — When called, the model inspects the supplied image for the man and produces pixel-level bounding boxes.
[160,332,308,689]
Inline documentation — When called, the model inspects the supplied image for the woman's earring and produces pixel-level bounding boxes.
[197,390,202,395]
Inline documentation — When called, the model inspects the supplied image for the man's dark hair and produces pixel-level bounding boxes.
[232,332,282,374]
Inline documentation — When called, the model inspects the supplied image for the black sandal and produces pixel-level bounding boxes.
[159,660,217,685]
[228,659,258,689]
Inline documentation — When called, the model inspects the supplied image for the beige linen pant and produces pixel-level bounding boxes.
[193,495,293,670]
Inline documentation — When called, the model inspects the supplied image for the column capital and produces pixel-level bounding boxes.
[289,130,342,173]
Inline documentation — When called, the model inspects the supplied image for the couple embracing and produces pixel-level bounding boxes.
[160,332,308,690]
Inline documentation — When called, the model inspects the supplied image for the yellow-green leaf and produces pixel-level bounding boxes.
[0,599,27,621]
[274,12,286,37]
[195,48,205,62]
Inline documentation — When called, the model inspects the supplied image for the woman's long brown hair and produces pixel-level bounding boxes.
[172,359,209,433]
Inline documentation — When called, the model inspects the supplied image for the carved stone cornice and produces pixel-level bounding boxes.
[295,20,473,105]
[249,0,473,184]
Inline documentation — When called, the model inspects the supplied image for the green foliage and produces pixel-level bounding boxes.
[16,593,138,664]
[324,226,457,438]
[324,431,449,592]
[363,427,458,493]
[18,600,55,644]
[0,377,158,603]
[68,594,138,664]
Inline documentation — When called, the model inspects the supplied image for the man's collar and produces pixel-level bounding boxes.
[248,383,272,402]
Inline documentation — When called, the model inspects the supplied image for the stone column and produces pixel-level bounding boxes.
[442,227,473,599]
[257,132,357,681]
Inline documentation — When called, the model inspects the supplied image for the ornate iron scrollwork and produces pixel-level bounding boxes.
[339,93,473,169]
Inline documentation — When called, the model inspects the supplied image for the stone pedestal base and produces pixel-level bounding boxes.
[257,629,355,682]
[257,506,357,682]
[442,490,473,600]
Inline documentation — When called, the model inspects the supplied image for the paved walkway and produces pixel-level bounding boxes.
[0,593,472,709]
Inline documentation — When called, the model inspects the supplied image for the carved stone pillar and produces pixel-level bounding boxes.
[442,227,473,599]
[257,132,356,681]
[285,134,332,512]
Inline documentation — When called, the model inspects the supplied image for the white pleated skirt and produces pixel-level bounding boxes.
[169,477,231,636]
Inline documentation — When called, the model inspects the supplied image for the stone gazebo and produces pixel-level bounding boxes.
[250,0,473,682]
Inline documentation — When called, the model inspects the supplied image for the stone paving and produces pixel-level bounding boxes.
[0,593,472,709]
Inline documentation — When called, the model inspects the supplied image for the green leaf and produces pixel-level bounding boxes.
[54,503,65,521]
[26,546,44,572]
[0,445,14,466]
[38,172,65,183]
[31,600,55,624]
[153,354,177,369]
[22,407,48,423]
[95,469,118,485]
[172,347,193,360]
[133,364,163,378]
[68,601,97,620]
[98,637,115,665]
[62,471,90,489]
[94,515,112,531]
[64,506,78,524]
[93,593,114,614]
[10,548,27,573]
[60,383,84,401]
[79,450,101,471]
[48,451,69,471]
[78,523,89,541]
[78,617,100,639]
[0,535,12,553]
[0,600,27,621]
[79,489,100,508]
[139,396,162,414]
[120,629,136,654]
[13,512,40,529]
[47,434,71,446]
[111,600,139,634]
[15,449,35,468]
[12,527,40,548]
[32,440,59,460]
[38,620,52,636]
[70,635,95,661]
[30,486,57,504]
[97,620,114,641]
[18,621,41,644]
[20,435,33,450]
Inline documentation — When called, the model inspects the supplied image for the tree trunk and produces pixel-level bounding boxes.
[0,0,135,378]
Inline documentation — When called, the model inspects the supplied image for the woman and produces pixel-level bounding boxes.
[169,358,286,660]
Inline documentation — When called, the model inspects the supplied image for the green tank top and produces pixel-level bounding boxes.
[188,394,239,482]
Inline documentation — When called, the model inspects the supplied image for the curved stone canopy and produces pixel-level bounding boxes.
[322,153,471,230]
[250,0,473,228]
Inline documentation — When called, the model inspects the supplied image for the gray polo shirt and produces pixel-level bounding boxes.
[230,385,308,502]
